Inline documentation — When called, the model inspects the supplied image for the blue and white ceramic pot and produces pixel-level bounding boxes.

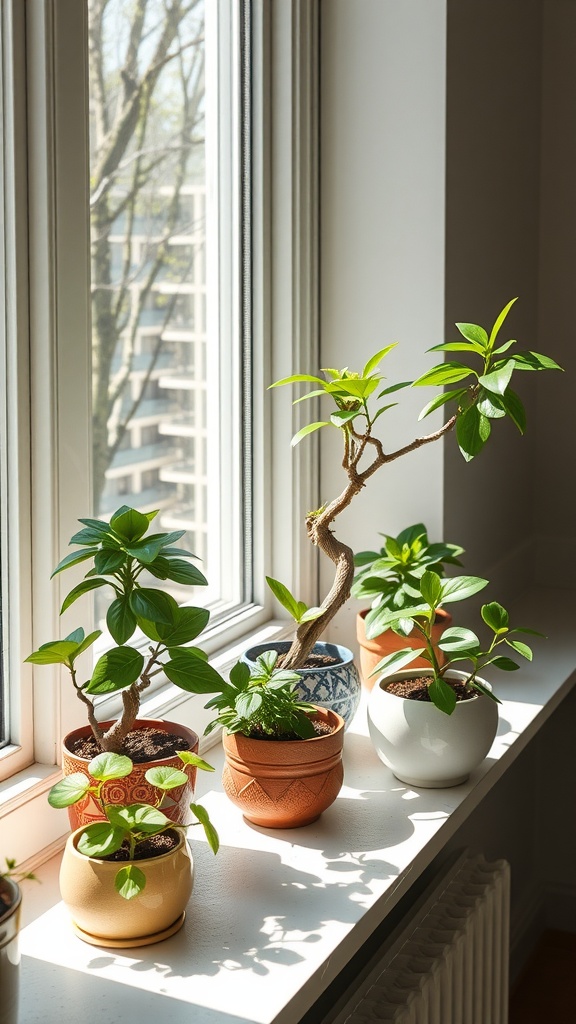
[241,640,361,729]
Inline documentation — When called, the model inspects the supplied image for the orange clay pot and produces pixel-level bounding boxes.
[222,707,345,828]
[60,826,193,947]
[62,719,200,830]
[356,607,452,690]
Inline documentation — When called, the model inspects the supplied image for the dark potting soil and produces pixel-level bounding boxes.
[68,727,191,763]
[277,652,341,670]
[104,829,180,862]
[386,677,475,703]
[248,719,335,741]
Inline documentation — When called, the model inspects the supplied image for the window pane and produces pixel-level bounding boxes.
[88,0,245,626]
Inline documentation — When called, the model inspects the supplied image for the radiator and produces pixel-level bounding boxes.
[333,852,510,1024]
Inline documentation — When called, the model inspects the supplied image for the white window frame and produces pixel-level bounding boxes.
[0,0,321,868]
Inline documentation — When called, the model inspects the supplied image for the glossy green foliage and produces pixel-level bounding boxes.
[413,298,563,460]
[369,569,544,715]
[48,751,218,900]
[352,523,463,637]
[203,652,318,740]
[265,577,323,625]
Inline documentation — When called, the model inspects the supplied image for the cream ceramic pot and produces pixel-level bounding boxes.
[60,827,194,947]
[367,668,498,788]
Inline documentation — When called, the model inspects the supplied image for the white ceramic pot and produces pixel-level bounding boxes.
[367,669,498,788]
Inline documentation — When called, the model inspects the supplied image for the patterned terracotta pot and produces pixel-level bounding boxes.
[241,641,361,729]
[0,878,21,1024]
[60,827,193,947]
[356,608,452,690]
[62,719,200,829]
[222,706,345,828]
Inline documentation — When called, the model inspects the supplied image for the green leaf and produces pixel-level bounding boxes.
[115,865,146,900]
[77,517,110,535]
[25,640,78,666]
[107,803,170,833]
[456,405,491,461]
[362,344,397,377]
[94,549,126,575]
[290,421,329,447]
[60,577,109,614]
[418,388,467,421]
[163,651,226,693]
[481,602,509,632]
[229,661,251,688]
[511,351,563,371]
[377,381,412,398]
[77,822,125,859]
[455,322,489,349]
[489,656,520,671]
[129,588,177,626]
[86,646,144,695]
[265,577,301,620]
[109,507,150,542]
[330,409,360,427]
[505,639,533,661]
[478,359,515,396]
[190,803,220,854]
[369,647,425,678]
[88,752,133,782]
[51,548,96,578]
[48,772,91,808]
[107,598,137,645]
[125,537,169,565]
[69,527,107,546]
[500,387,526,433]
[476,391,506,419]
[412,362,475,388]
[154,606,210,647]
[469,677,501,703]
[428,675,457,715]
[427,340,486,355]
[177,751,215,772]
[439,575,489,604]
[420,570,442,608]
[235,690,263,719]
[488,297,517,348]
[292,389,326,405]
[156,559,208,587]
[144,766,189,790]
[438,627,481,652]
[269,373,326,388]
[300,606,323,623]
[72,629,102,661]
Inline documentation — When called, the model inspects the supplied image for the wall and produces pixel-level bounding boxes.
[320,0,447,649]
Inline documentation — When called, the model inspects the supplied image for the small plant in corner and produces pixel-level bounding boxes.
[267,298,562,670]
[351,522,463,636]
[48,750,219,899]
[25,505,226,754]
[202,652,319,740]
[369,568,543,714]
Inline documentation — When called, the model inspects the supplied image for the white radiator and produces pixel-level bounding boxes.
[333,853,510,1024]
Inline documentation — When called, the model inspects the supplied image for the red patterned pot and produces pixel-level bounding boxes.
[62,719,200,829]
[222,707,345,828]
[356,608,452,689]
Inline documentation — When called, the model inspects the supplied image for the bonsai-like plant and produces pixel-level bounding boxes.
[268,298,562,669]
[351,522,463,636]
[25,505,226,753]
[369,568,542,714]
[48,751,219,899]
[192,652,319,740]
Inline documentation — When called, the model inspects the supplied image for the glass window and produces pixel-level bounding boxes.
[88,0,247,621]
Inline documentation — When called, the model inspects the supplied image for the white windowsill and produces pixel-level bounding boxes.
[16,587,576,1024]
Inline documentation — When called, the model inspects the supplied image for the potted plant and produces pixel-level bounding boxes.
[188,651,345,828]
[26,505,227,826]
[265,298,561,718]
[366,568,542,787]
[49,750,218,946]
[351,522,463,685]
[0,859,37,1024]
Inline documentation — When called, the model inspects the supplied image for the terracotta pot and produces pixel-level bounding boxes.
[0,878,21,1024]
[60,827,193,947]
[356,607,452,689]
[222,706,345,828]
[241,641,361,729]
[367,668,499,788]
[62,719,200,829]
